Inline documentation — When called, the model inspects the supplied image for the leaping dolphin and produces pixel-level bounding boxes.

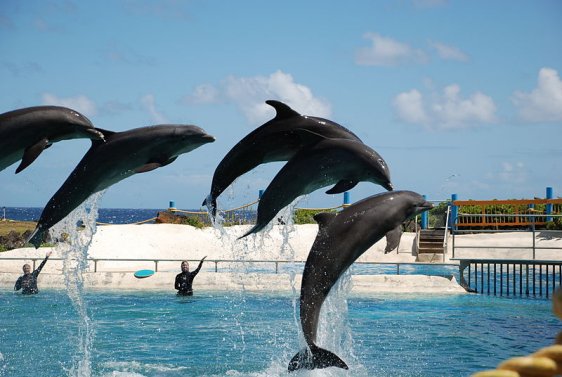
[203,100,361,217]
[0,106,104,173]
[27,125,215,248]
[288,191,433,371]
[240,137,393,238]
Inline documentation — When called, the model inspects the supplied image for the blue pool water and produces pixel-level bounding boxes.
[0,289,558,377]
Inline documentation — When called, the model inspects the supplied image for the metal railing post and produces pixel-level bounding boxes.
[532,220,536,260]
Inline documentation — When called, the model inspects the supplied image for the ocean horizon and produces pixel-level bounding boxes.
[1,206,200,224]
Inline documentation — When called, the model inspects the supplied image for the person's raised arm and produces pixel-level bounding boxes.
[34,250,52,276]
[193,256,207,275]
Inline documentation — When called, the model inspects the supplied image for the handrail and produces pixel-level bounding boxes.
[451,213,562,259]
[452,199,562,228]
[0,257,458,275]
[443,205,451,252]
[454,198,562,206]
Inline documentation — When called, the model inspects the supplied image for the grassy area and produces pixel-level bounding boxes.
[0,220,36,236]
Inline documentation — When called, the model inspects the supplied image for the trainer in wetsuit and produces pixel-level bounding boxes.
[175,256,207,296]
[14,250,52,295]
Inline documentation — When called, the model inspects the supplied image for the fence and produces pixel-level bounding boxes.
[459,259,562,299]
[0,256,458,276]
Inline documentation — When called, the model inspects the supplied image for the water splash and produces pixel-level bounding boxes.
[205,191,363,373]
[50,191,105,377]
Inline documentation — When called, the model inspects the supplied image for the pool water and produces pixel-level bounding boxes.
[0,288,558,377]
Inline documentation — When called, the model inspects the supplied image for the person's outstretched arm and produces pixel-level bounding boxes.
[34,251,52,277]
[192,256,207,276]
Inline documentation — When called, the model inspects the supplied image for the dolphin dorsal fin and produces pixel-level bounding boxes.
[266,100,300,120]
[313,212,337,229]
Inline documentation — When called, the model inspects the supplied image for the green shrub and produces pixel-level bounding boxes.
[546,217,562,230]
[428,202,449,228]
[293,208,337,225]
[180,215,207,228]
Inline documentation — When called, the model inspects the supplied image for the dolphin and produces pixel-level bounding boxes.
[288,191,433,371]
[240,137,393,238]
[203,100,361,217]
[0,106,104,173]
[27,125,215,248]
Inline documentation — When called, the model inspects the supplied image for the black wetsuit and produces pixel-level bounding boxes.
[14,255,49,295]
[175,260,204,296]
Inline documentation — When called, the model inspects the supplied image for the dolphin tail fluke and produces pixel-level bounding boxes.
[288,346,348,372]
[26,228,44,249]
[202,194,217,219]
[237,223,263,240]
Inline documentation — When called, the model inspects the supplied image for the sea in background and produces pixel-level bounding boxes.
[2,207,171,224]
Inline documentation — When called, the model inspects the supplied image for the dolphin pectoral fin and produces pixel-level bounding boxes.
[288,346,348,372]
[325,180,358,194]
[384,225,403,254]
[15,138,51,174]
[134,163,162,173]
[134,156,177,174]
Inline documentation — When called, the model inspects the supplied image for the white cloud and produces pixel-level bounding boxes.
[140,94,168,124]
[186,84,221,104]
[393,84,497,129]
[393,89,430,124]
[41,93,97,117]
[429,41,468,62]
[356,33,427,66]
[512,67,562,123]
[187,70,331,125]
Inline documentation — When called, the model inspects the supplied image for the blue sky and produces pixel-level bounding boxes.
[1,0,561,210]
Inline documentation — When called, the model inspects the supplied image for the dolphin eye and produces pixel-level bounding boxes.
[378,159,386,168]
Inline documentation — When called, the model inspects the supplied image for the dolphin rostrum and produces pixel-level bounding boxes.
[0,106,104,173]
[288,191,433,371]
[240,137,393,238]
[27,125,215,248]
[203,100,361,217]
